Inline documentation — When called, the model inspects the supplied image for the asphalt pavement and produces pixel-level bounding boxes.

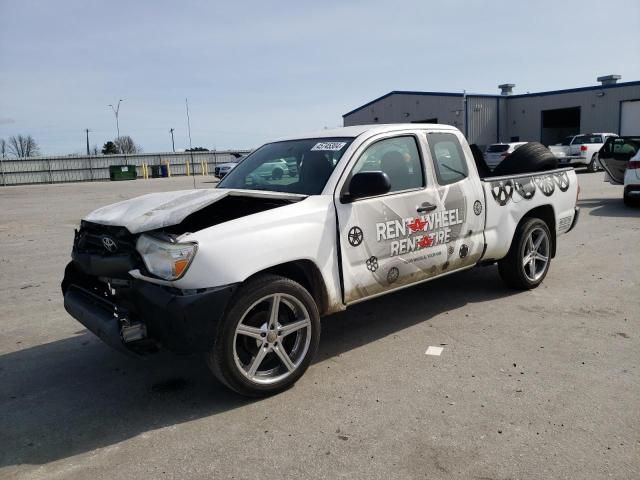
[1,172,638,479]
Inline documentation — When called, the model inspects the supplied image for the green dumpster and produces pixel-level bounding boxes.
[109,165,137,181]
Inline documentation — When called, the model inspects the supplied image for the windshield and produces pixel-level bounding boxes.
[486,144,509,153]
[218,137,354,194]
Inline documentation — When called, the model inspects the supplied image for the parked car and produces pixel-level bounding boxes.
[598,136,640,206]
[549,133,617,172]
[62,124,579,396]
[214,156,244,179]
[484,142,527,169]
[254,158,289,180]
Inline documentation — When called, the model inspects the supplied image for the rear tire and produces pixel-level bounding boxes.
[207,274,320,397]
[492,143,558,177]
[498,218,552,290]
[587,154,599,173]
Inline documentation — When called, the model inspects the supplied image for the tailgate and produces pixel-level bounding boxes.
[549,145,569,158]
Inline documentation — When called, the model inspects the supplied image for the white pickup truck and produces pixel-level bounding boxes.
[62,124,580,396]
[549,133,617,172]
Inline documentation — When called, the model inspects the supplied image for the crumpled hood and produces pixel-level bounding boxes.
[83,188,305,234]
[84,189,228,233]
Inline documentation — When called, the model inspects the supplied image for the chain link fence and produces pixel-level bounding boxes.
[0,150,251,186]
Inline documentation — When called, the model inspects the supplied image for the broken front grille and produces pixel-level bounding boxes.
[74,221,137,255]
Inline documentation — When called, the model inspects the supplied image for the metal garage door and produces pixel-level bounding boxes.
[620,100,640,136]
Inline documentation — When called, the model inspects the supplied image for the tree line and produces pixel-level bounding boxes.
[1,135,40,158]
[0,134,143,158]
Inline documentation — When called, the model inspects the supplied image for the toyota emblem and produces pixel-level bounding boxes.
[102,236,118,252]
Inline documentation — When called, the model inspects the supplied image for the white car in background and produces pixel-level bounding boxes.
[254,158,289,180]
[549,133,617,172]
[214,156,244,179]
[484,142,527,169]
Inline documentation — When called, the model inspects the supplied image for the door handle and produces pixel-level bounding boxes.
[416,202,437,213]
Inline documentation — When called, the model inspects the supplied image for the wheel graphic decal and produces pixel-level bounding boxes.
[553,172,570,192]
[490,180,514,206]
[514,177,536,200]
[448,245,454,256]
[366,256,379,272]
[473,200,483,216]
[347,226,363,247]
[459,244,469,258]
[387,267,399,284]
[535,175,555,196]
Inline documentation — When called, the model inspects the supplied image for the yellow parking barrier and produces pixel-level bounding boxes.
[165,160,171,178]
[186,160,191,176]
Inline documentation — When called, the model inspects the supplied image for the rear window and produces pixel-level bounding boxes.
[486,144,509,153]
[575,135,603,144]
[427,132,468,185]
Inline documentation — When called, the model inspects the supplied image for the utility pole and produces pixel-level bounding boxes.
[170,128,175,152]
[185,98,196,189]
[108,99,124,140]
[85,128,91,155]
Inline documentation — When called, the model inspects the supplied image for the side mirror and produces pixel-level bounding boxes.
[342,171,391,202]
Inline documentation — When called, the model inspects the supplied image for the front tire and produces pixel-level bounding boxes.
[587,154,599,173]
[208,274,320,397]
[498,218,552,290]
[272,167,284,180]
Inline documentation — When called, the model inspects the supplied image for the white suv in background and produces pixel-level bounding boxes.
[484,142,527,169]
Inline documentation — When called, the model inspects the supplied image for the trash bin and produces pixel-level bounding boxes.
[150,165,162,178]
[160,164,169,177]
[109,165,137,181]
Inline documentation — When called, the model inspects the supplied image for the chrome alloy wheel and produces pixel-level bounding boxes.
[233,293,312,385]
[522,227,550,282]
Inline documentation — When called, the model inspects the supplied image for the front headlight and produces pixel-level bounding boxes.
[136,234,198,281]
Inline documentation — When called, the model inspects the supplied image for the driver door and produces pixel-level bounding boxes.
[335,132,446,304]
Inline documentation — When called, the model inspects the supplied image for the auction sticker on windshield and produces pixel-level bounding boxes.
[311,142,347,151]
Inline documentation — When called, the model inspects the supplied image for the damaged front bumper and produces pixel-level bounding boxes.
[62,262,237,355]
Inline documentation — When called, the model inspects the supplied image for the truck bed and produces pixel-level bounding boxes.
[481,168,578,261]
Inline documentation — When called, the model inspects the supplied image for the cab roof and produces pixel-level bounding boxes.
[273,123,459,142]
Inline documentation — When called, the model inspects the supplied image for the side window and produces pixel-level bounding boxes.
[426,132,468,185]
[352,136,424,193]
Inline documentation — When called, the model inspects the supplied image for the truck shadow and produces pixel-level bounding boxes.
[0,266,514,468]
[578,197,640,218]
[318,266,513,363]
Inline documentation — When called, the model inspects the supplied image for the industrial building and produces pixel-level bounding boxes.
[342,75,640,148]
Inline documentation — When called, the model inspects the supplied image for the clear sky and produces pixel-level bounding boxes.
[1,0,639,155]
